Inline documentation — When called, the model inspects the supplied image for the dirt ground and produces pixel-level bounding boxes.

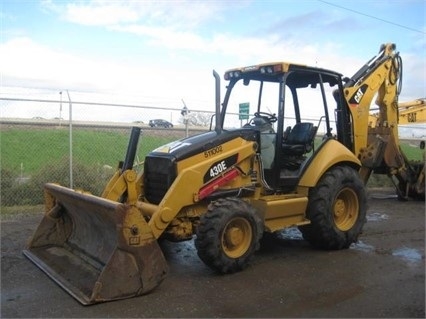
[1,188,425,318]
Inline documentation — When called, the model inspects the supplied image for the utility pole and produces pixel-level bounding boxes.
[181,99,190,137]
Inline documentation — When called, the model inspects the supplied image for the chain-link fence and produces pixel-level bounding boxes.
[3,90,420,208]
[0,94,212,207]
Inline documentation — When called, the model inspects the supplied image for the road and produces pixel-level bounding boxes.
[1,188,424,318]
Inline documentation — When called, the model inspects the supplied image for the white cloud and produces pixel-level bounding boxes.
[59,0,227,29]
[0,36,217,109]
[40,0,420,90]
[3,0,424,116]
[65,2,139,26]
[1,37,118,91]
[0,35,357,101]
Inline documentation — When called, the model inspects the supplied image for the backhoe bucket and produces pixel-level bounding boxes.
[23,183,168,305]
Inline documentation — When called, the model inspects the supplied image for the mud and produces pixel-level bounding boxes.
[1,188,425,318]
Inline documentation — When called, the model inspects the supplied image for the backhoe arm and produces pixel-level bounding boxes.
[343,43,402,156]
[343,43,424,199]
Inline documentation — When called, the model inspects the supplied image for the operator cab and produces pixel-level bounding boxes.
[221,62,348,192]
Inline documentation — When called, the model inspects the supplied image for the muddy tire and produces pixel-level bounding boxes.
[299,166,367,250]
[195,197,263,273]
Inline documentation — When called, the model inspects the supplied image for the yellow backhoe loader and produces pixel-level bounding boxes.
[23,43,424,305]
[369,98,426,126]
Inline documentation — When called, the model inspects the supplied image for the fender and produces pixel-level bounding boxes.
[299,139,361,187]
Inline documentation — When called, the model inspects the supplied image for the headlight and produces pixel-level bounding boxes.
[260,66,274,74]
[232,71,240,78]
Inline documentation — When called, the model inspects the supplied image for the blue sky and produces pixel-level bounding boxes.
[1,0,425,118]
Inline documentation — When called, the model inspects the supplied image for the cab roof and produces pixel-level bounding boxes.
[224,62,342,88]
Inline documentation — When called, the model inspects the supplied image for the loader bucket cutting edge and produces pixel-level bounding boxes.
[23,183,168,305]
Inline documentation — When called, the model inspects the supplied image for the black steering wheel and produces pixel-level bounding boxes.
[254,111,277,124]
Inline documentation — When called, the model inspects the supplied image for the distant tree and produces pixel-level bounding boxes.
[179,112,212,127]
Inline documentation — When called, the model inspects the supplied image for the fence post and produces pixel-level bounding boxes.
[66,90,73,189]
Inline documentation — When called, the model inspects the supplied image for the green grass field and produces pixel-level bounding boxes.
[1,127,181,206]
[399,141,424,161]
[0,127,423,206]
[1,128,423,175]
[1,128,179,174]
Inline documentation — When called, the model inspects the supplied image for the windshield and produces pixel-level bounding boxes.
[221,69,340,137]
[223,80,279,129]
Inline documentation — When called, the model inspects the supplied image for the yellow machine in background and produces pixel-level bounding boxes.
[369,98,426,126]
[24,43,424,305]
[398,98,426,124]
[368,98,425,191]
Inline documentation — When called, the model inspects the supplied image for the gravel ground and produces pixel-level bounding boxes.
[1,188,424,318]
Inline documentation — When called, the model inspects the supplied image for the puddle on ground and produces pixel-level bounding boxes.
[351,242,423,264]
[392,247,423,263]
[370,193,398,200]
[367,212,389,222]
[275,227,304,240]
[350,240,375,252]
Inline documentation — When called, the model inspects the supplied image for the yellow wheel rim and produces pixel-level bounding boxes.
[333,188,359,231]
[221,217,252,258]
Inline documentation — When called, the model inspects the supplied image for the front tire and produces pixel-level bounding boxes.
[195,198,263,273]
[299,166,367,250]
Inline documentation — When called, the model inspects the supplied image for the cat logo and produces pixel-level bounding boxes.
[349,84,368,107]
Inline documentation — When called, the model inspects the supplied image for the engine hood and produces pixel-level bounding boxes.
[149,129,257,161]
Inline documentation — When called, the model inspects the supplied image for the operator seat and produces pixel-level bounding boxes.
[282,122,317,156]
[244,115,275,169]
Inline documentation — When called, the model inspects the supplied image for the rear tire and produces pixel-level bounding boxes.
[299,166,367,249]
[195,198,263,273]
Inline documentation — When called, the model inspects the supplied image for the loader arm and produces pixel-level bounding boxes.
[101,126,143,204]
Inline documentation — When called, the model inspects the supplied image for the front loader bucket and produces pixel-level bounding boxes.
[23,183,168,305]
